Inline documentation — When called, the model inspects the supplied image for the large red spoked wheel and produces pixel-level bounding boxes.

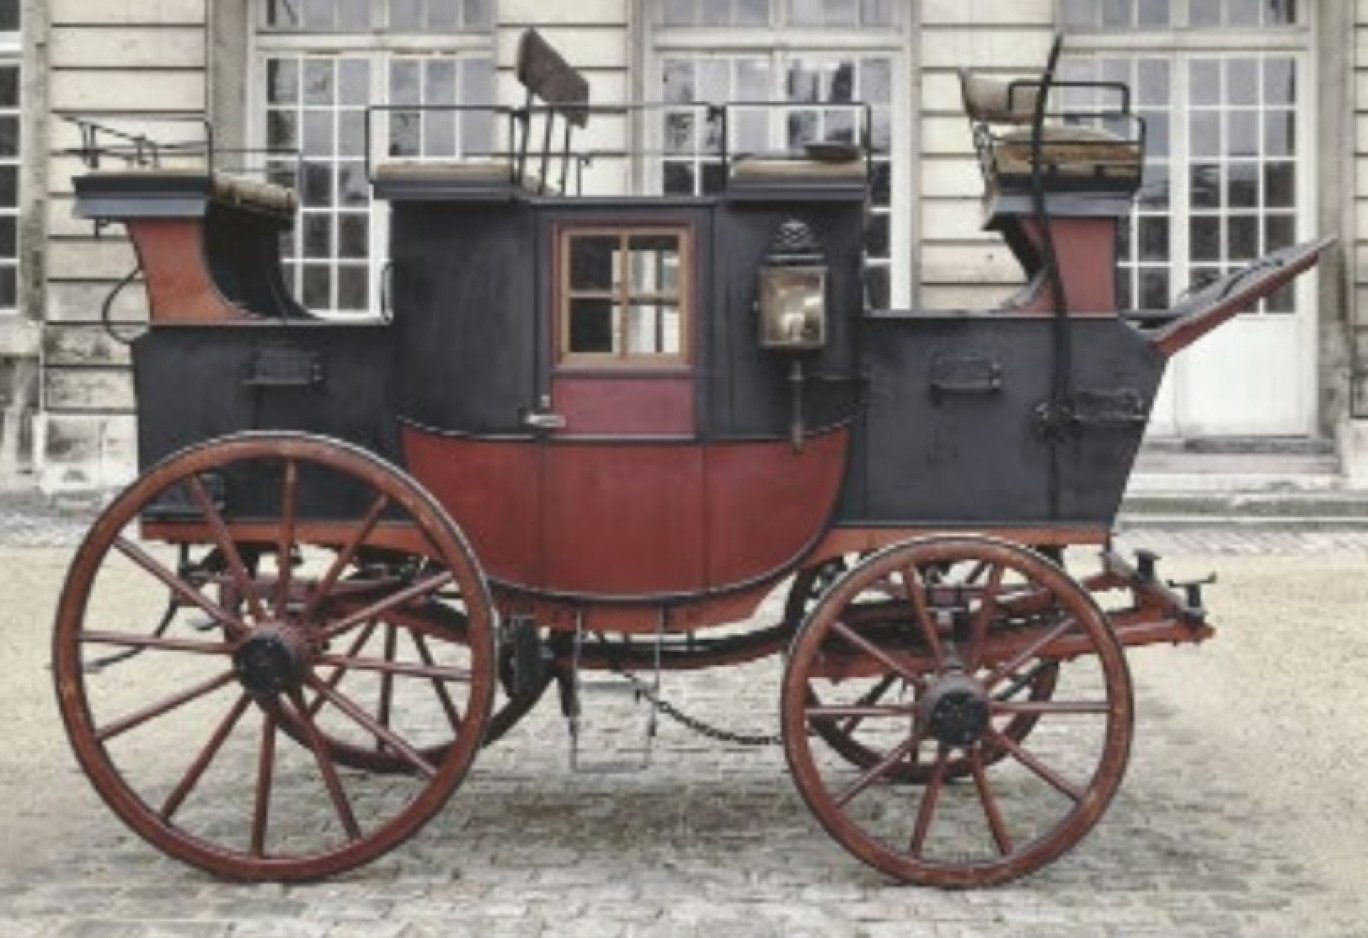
[53,433,496,881]
[782,536,1132,888]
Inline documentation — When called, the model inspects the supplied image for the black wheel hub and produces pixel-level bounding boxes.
[922,674,991,748]
[233,627,307,696]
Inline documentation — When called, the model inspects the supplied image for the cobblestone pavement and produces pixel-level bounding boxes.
[3,501,1367,937]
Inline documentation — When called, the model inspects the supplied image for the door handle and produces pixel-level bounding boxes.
[522,410,567,431]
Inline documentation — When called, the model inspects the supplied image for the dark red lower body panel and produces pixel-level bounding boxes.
[401,425,849,600]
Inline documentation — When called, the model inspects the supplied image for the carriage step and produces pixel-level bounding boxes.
[565,614,663,774]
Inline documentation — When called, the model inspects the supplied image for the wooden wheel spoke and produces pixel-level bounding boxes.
[300,493,391,621]
[909,745,950,858]
[80,629,235,656]
[97,671,237,743]
[838,673,899,736]
[318,571,456,641]
[114,536,248,637]
[186,475,266,624]
[806,704,914,721]
[830,621,927,691]
[251,709,278,857]
[969,748,1013,856]
[965,564,1004,671]
[984,616,1077,691]
[412,632,464,732]
[834,731,922,808]
[314,651,470,683]
[308,620,379,718]
[286,691,363,842]
[903,566,946,669]
[161,692,252,822]
[991,700,1109,716]
[986,727,1084,802]
[376,623,399,752]
[305,677,438,780]
[274,459,298,618]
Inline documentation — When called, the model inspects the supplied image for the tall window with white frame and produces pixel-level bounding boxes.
[257,0,494,317]
[0,0,19,316]
[1059,0,1302,314]
[654,0,902,307]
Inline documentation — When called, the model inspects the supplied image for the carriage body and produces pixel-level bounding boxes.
[54,31,1331,887]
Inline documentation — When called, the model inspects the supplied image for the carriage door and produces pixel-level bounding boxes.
[533,220,707,596]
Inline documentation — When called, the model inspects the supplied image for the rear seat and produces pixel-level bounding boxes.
[959,70,1142,187]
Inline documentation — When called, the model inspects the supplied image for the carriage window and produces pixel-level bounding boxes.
[561,229,689,365]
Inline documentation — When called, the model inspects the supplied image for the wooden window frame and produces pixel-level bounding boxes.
[556,224,693,369]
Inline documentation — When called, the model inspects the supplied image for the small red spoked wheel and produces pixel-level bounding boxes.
[53,432,496,881]
[782,536,1132,888]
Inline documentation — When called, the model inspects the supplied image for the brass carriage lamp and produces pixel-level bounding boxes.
[758,265,828,351]
[756,219,830,450]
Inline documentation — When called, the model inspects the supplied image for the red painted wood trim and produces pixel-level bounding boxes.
[1009,217,1117,316]
[126,219,249,323]
[551,375,694,435]
[400,425,851,600]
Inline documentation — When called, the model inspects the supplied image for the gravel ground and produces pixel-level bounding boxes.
[2,502,1367,935]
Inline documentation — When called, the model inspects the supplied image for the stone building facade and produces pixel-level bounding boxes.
[1,0,1366,490]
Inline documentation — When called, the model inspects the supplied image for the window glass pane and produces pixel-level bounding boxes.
[338,59,369,106]
[1227,60,1258,106]
[1137,0,1169,26]
[268,60,298,106]
[338,214,369,258]
[629,236,681,294]
[1228,0,1260,26]
[1191,216,1221,260]
[0,0,19,31]
[303,0,334,30]
[0,116,16,158]
[663,0,696,26]
[1061,0,1095,29]
[0,165,15,206]
[1140,269,1170,308]
[337,266,368,310]
[1227,160,1258,208]
[1265,58,1296,107]
[390,0,422,29]
[464,0,492,27]
[1102,0,1130,29]
[304,60,335,106]
[267,0,301,27]
[1264,161,1295,208]
[1267,0,1296,25]
[0,268,15,309]
[0,68,16,109]
[1227,215,1258,260]
[569,299,617,354]
[429,0,459,29]
[1138,216,1168,261]
[570,236,618,290]
[1190,59,1219,106]
[303,215,332,258]
[0,217,13,256]
[1190,0,1221,27]
[302,265,331,308]
[337,0,369,29]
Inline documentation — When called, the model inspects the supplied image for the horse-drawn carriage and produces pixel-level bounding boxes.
[53,33,1329,887]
